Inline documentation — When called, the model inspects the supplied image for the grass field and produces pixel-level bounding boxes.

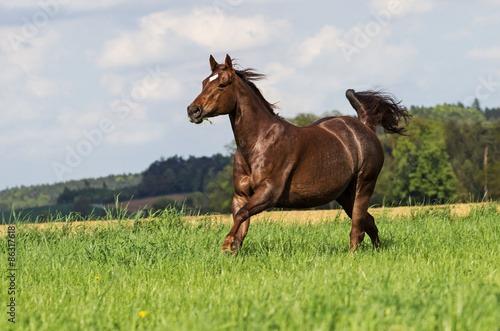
[1,203,499,330]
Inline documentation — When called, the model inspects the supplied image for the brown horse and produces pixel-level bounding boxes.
[188,54,410,253]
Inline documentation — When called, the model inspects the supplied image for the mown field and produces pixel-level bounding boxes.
[1,203,499,330]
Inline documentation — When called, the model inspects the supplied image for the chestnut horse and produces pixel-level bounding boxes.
[188,54,410,253]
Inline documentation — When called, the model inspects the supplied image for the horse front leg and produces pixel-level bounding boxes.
[222,184,277,254]
[227,194,249,252]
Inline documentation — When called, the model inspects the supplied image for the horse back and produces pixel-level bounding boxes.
[304,116,384,176]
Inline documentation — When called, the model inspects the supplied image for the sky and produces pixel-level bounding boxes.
[1,0,499,190]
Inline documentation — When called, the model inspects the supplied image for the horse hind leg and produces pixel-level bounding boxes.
[336,180,379,251]
[350,179,380,251]
[364,212,380,248]
[336,184,366,249]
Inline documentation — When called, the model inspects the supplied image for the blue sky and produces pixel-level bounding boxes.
[1,0,499,189]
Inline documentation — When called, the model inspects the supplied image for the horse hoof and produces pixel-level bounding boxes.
[221,243,240,255]
[221,247,238,256]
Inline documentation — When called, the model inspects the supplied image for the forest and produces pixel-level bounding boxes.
[1,100,499,218]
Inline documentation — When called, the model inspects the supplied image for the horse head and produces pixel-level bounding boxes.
[187,54,237,124]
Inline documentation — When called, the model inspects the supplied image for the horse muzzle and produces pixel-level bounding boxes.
[187,105,205,124]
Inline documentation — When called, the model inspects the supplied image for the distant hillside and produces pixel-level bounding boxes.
[0,153,232,213]
[0,173,142,212]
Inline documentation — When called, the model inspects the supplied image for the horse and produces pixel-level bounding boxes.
[187,54,410,253]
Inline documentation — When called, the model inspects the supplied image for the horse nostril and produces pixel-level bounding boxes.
[188,105,201,116]
[188,105,204,123]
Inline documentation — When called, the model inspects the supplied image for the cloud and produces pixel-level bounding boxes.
[466,46,500,60]
[370,0,435,16]
[442,29,473,40]
[296,19,401,67]
[97,8,290,68]
[472,13,500,26]
[295,25,344,66]
[0,0,132,12]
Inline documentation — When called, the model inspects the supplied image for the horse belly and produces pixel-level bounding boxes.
[276,155,354,209]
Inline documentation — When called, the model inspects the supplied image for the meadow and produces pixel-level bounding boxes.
[1,203,499,330]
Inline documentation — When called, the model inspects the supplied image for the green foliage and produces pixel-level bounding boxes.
[288,113,321,127]
[287,110,344,127]
[137,154,231,197]
[410,103,485,122]
[151,197,179,214]
[71,196,92,216]
[57,186,135,204]
[206,165,234,213]
[1,204,499,330]
[0,173,141,211]
[485,107,500,121]
[373,105,500,206]
[183,192,211,214]
[444,121,486,199]
[391,118,457,203]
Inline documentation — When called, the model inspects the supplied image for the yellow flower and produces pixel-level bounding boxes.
[95,277,100,280]
[139,311,147,318]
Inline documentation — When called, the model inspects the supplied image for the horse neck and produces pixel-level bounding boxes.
[229,79,284,157]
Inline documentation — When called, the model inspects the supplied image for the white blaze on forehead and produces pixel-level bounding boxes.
[209,73,219,82]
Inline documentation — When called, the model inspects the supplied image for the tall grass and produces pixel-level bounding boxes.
[1,203,499,330]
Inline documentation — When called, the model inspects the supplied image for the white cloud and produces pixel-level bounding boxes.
[0,26,66,100]
[0,0,131,11]
[100,73,128,96]
[466,46,500,60]
[370,0,435,16]
[1,27,63,72]
[295,25,344,66]
[25,74,59,97]
[105,118,163,145]
[472,13,500,26]
[443,29,473,40]
[98,8,291,68]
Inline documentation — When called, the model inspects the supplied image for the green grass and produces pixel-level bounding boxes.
[0,204,73,224]
[1,204,499,330]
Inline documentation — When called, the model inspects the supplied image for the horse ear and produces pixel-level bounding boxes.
[225,54,233,71]
[209,55,218,72]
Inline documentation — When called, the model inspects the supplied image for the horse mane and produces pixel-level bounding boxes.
[234,68,279,116]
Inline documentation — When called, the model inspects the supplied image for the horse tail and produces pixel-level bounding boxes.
[345,89,411,135]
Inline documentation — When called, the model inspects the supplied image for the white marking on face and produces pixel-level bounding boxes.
[209,74,219,82]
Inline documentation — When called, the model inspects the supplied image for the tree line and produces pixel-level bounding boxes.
[0,174,141,212]
[1,101,499,216]
[374,103,499,205]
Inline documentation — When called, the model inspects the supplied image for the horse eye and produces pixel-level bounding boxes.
[218,83,227,89]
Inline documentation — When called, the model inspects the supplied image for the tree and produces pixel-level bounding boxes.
[392,118,457,203]
[484,107,500,121]
[444,121,485,200]
[288,113,320,127]
[137,154,231,197]
[472,98,482,112]
[71,196,92,217]
[287,110,343,127]
[151,197,178,213]
[184,192,211,214]
[410,104,484,123]
[206,165,234,213]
